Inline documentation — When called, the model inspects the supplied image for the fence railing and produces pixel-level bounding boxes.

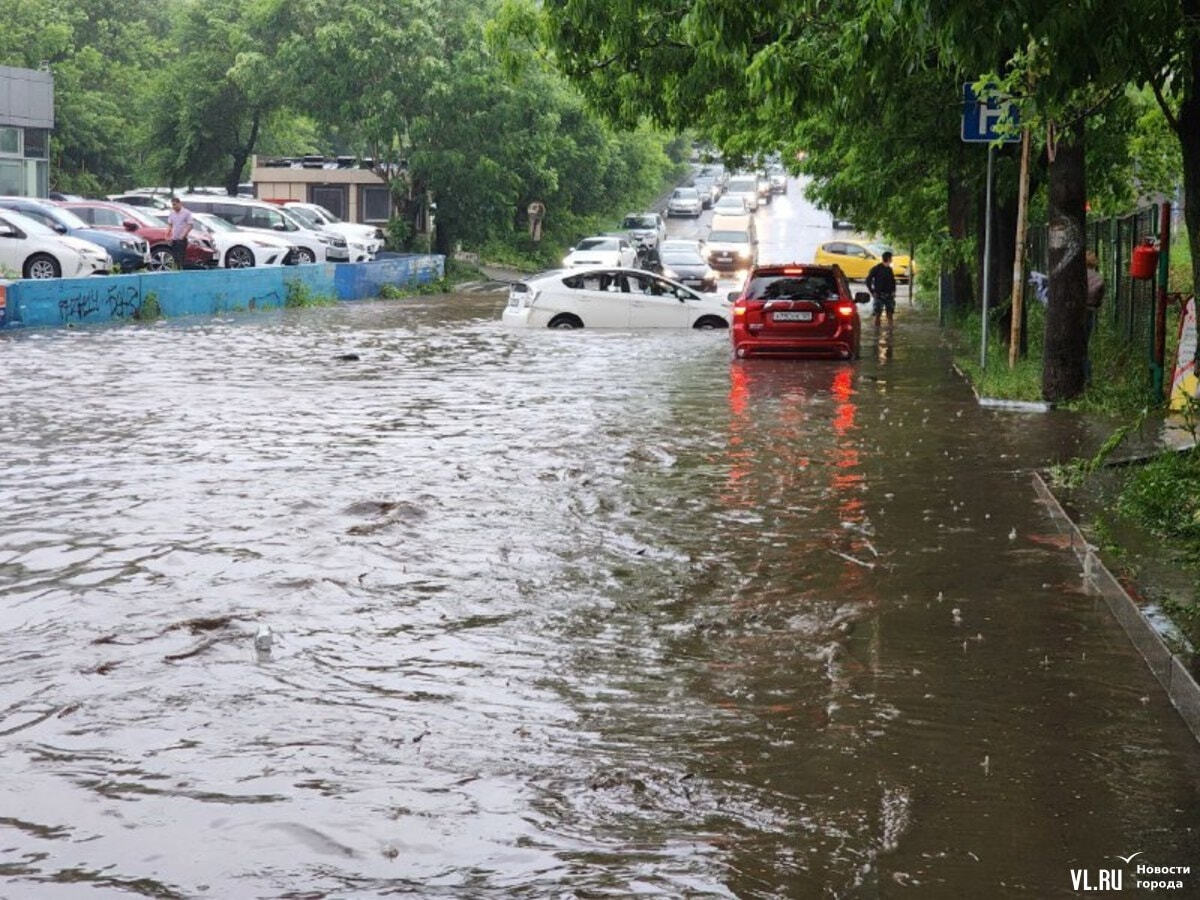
[1028,205,1161,365]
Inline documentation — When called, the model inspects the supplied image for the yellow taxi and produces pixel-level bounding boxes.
[813,240,913,281]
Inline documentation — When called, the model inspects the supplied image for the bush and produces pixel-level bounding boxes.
[284,280,337,308]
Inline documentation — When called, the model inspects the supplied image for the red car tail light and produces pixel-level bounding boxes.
[733,300,748,316]
[835,303,855,317]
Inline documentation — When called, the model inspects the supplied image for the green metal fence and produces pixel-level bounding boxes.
[1027,204,1160,362]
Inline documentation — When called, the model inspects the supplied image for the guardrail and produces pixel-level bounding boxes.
[0,254,444,330]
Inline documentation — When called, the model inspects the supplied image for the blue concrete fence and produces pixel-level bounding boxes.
[0,254,444,330]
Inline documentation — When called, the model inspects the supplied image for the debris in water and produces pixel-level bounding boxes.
[951,608,962,625]
[936,591,944,602]
[1008,527,1017,540]
[255,625,273,654]
[981,755,990,776]
[335,353,360,362]
[829,549,875,569]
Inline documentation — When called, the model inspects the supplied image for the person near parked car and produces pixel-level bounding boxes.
[166,196,194,270]
[866,250,897,327]
[1084,250,1106,382]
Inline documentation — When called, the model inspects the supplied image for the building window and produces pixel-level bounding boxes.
[0,160,22,193]
[360,186,391,223]
[24,128,48,159]
[0,127,20,156]
[310,185,347,220]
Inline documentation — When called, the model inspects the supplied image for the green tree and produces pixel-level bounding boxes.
[148,0,296,194]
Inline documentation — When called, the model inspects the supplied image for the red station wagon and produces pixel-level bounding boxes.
[729,263,865,360]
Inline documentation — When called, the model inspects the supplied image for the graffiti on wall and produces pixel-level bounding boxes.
[57,282,144,323]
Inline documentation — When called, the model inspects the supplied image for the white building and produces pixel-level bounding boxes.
[0,65,53,198]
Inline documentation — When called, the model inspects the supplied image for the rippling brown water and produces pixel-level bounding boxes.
[2,295,1198,898]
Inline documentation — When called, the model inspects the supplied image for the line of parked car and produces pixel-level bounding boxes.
[0,190,387,280]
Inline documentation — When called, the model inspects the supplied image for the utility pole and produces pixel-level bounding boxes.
[1009,126,1032,367]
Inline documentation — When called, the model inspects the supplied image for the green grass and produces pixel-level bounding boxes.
[950,304,1046,402]
[284,280,338,308]
[948,296,1157,415]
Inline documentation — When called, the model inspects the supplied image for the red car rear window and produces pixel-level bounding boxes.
[745,273,838,301]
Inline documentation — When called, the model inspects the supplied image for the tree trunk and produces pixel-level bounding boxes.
[1042,129,1088,402]
[226,111,261,196]
[947,143,973,312]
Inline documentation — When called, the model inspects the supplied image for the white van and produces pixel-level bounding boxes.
[706,213,758,270]
[177,195,348,263]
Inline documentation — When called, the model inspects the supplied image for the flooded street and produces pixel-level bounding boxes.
[3,189,1200,897]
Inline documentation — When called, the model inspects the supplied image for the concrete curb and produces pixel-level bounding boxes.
[1032,471,1200,742]
[950,362,1054,412]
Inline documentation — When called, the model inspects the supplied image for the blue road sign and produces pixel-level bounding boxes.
[962,83,1021,143]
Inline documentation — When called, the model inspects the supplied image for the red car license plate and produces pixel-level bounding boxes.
[773,311,813,322]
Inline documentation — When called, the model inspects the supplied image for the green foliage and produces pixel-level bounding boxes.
[134,291,162,321]
[1117,450,1200,543]
[284,279,336,308]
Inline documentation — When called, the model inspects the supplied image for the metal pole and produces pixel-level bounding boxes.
[980,143,995,370]
[1153,201,1171,398]
[1009,127,1031,367]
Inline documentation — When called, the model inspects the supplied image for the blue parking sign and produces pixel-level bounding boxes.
[962,83,1020,143]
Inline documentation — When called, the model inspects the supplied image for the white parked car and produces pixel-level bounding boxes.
[562,236,638,269]
[279,202,383,257]
[666,187,702,217]
[192,214,296,268]
[276,205,371,262]
[0,209,111,278]
[177,194,347,263]
[502,267,731,330]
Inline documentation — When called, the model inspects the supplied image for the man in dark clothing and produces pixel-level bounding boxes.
[866,251,897,327]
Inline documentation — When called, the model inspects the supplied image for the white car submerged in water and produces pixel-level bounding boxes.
[502,267,730,330]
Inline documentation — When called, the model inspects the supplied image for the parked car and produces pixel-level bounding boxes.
[0,209,111,278]
[268,201,384,256]
[705,213,758,270]
[108,192,171,211]
[503,267,730,329]
[191,213,297,268]
[272,204,373,261]
[0,197,149,272]
[176,194,346,263]
[723,175,760,212]
[562,236,638,269]
[620,212,667,253]
[659,245,719,292]
[667,187,703,218]
[275,204,366,261]
[729,263,863,360]
[814,239,913,281]
[58,200,217,271]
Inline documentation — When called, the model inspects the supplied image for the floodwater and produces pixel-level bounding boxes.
[2,191,1199,898]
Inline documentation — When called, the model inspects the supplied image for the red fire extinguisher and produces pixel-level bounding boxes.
[1129,237,1160,280]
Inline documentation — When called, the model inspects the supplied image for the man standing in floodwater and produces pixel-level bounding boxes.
[165,196,193,271]
[866,250,897,328]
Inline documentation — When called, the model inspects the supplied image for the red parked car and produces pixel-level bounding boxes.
[729,263,864,360]
[56,200,218,270]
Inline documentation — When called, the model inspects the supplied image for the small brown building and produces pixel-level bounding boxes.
[252,155,393,226]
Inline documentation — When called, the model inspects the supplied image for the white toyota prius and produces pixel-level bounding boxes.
[502,267,731,330]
